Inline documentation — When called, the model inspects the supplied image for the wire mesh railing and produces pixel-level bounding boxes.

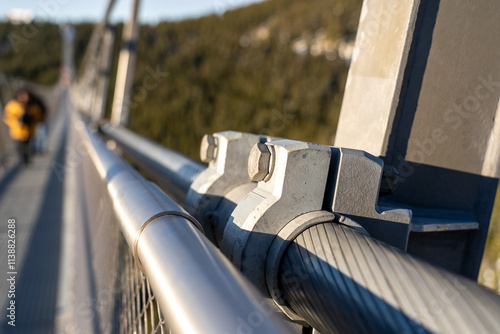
[116,238,169,334]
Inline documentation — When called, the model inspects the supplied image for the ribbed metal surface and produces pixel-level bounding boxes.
[279,223,500,334]
[100,123,205,202]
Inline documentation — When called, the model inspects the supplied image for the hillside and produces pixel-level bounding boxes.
[126,0,363,158]
[0,21,93,87]
[0,22,62,85]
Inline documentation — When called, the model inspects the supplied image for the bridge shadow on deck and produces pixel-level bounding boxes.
[0,164,19,198]
[1,116,67,333]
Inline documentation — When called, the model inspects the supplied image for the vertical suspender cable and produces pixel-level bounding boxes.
[110,0,140,126]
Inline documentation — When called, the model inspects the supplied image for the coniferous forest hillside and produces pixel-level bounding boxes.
[127,0,362,158]
[0,22,94,86]
[0,22,62,84]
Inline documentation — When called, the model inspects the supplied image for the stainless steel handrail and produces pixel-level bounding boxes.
[76,114,292,334]
[99,122,205,203]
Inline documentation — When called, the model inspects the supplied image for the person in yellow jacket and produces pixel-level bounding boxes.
[3,90,44,164]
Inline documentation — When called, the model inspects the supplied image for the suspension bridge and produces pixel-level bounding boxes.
[1,0,500,333]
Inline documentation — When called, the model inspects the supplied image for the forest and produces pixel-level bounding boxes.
[126,0,362,158]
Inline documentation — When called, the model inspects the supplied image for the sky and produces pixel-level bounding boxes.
[0,0,265,23]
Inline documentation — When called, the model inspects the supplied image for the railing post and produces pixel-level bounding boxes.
[73,0,116,115]
[91,25,115,120]
[110,0,140,126]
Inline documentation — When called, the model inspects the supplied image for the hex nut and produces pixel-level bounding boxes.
[248,143,273,181]
[200,134,217,163]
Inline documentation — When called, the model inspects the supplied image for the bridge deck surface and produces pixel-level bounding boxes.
[0,91,68,333]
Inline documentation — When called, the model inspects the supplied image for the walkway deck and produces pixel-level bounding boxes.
[0,90,68,333]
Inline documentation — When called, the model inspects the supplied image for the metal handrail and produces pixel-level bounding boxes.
[99,122,205,202]
[75,113,291,334]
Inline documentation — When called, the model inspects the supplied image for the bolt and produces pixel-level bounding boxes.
[248,143,274,181]
[200,134,217,163]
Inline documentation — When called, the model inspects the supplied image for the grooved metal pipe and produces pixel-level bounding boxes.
[76,114,293,334]
[279,223,500,334]
[99,123,205,202]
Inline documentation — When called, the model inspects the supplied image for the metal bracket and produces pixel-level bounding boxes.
[325,148,412,250]
[266,211,368,325]
[265,210,368,324]
[266,211,336,325]
[218,139,415,297]
[185,131,274,243]
[220,140,332,292]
